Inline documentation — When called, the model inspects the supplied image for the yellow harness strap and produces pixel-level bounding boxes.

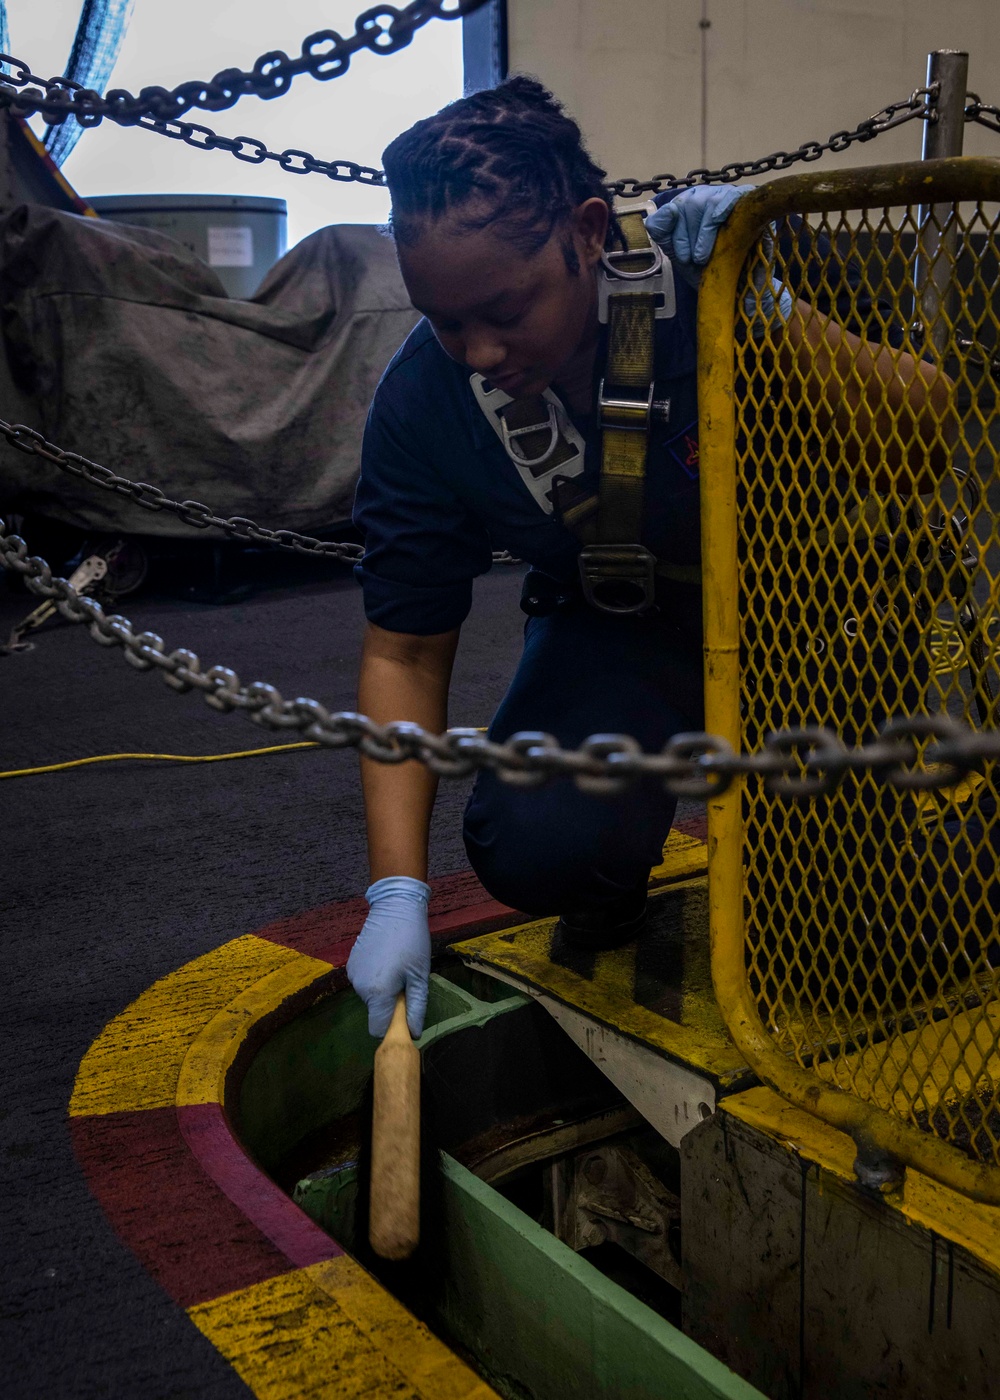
[577,207,664,613]
[475,205,674,613]
[597,209,658,540]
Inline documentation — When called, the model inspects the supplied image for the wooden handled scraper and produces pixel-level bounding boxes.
[369,992,420,1259]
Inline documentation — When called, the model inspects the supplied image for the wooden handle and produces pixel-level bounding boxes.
[369,993,421,1260]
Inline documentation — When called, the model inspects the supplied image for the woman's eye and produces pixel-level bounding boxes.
[492,310,524,328]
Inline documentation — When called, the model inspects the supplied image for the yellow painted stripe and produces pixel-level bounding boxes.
[70,935,304,1117]
[649,828,709,882]
[177,953,333,1107]
[308,1256,496,1399]
[189,1263,496,1400]
[725,1085,1000,1277]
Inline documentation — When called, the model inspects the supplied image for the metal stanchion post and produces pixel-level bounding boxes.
[916,48,969,353]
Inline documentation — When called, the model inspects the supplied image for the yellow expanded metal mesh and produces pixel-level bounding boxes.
[700,159,1000,1199]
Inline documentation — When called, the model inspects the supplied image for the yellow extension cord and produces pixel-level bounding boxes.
[0,742,320,780]
[0,730,489,780]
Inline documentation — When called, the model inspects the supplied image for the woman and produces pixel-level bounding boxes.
[346,77,950,1039]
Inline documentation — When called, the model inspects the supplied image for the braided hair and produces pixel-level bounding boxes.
[382,76,617,274]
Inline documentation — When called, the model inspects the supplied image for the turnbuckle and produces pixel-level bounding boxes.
[578,543,657,615]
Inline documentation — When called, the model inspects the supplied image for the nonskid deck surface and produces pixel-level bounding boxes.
[1,565,542,1397]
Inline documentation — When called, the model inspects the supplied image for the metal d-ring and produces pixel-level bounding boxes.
[600,241,664,280]
[500,403,560,468]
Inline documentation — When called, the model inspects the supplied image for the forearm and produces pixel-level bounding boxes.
[361,749,438,884]
[358,623,460,884]
[782,299,956,486]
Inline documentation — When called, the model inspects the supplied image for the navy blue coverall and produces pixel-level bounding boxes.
[353,257,705,916]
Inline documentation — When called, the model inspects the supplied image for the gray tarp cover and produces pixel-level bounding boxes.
[0,203,419,535]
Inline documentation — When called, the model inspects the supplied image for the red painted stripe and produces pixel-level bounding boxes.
[67,876,524,1312]
[429,898,516,938]
[253,868,518,964]
[70,1108,294,1308]
[674,814,708,842]
[177,1101,342,1268]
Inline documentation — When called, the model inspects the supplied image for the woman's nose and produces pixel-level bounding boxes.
[463,331,507,375]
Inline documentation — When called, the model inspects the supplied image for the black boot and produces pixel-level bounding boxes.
[556,886,648,951]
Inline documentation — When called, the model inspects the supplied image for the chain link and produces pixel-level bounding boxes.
[0,417,519,565]
[607,89,938,199]
[6,16,999,198]
[3,13,1000,199]
[0,418,365,560]
[3,519,997,799]
[130,86,944,193]
[3,38,997,795]
[965,93,1000,136]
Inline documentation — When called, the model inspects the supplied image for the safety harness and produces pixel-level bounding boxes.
[471,201,677,614]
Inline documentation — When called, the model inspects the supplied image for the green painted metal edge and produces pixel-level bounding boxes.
[239,971,529,1171]
[436,1153,764,1400]
[293,1152,763,1400]
[249,963,762,1398]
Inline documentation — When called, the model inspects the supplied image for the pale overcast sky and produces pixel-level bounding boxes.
[17,1,464,246]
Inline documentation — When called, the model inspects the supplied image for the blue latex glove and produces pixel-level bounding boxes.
[347,875,432,1039]
[644,184,752,281]
[645,185,793,335]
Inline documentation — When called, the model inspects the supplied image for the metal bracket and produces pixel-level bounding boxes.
[469,374,587,515]
[2,552,108,656]
[468,981,719,1150]
[579,543,657,615]
[546,1142,683,1290]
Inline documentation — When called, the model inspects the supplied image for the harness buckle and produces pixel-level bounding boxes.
[578,543,657,615]
[598,241,676,324]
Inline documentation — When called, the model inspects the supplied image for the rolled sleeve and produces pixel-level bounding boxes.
[353,373,493,635]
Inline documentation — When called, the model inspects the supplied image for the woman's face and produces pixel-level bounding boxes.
[395,197,609,399]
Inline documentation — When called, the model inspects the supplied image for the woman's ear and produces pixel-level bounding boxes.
[573,197,610,268]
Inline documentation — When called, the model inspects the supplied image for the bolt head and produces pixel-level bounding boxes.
[583,1154,606,1185]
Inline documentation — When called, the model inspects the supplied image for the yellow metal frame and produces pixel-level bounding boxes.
[699,156,1000,1203]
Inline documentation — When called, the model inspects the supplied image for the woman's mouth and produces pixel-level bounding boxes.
[491,369,529,393]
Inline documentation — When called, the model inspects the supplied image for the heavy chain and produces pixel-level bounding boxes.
[608,90,937,199]
[128,87,936,192]
[1,418,365,560]
[966,94,1000,136]
[0,417,519,565]
[131,112,386,187]
[4,18,997,200]
[0,1,492,129]
[0,30,947,197]
[3,519,997,799]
